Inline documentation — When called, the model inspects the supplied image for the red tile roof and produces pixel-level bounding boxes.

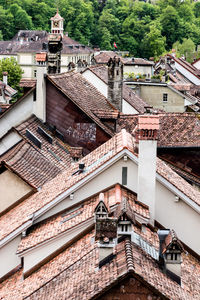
[19,79,36,88]
[17,185,149,254]
[83,65,148,113]
[35,53,46,62]
[47,71,116,136]
[94,52,153,66]
[0,129,199,245]
[117,113,200,148]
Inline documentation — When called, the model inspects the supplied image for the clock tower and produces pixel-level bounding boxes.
[50,9,64,37]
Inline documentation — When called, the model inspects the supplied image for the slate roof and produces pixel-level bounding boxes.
[83,65,148,113]
[0,129,199,245]
[1,196,200,300]
[117,113,200,148]
[47,71,116,136]
[0,31,93,55]
[0,115,73,188]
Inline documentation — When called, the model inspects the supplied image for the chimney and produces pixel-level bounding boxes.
[94,193,117,265]
[158,229,184,285]
[107,56,123,112]
[137,115,159,225]
[33,58,47,122]
[2,72,8,85]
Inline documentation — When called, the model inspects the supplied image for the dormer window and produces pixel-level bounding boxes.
[95,201,108,219]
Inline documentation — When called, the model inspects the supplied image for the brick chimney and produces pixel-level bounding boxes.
[137,115,159,225]
[107,56,123,112]
[2,72,8,85]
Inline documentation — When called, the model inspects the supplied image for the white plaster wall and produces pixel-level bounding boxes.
[122,99,138,114]
[138,140,157,223]
[36,157,138,223]
[19,54,33,65]
[155,181,200,254]
[0,236,21,279]
[21,66,33,78]
[33,66,46,122]
[23,219,92,274]
[0,131,22,155]
[124,65,152,78]
[0,91,34,138]
[82,69,108,98]
[0,170,32,213]
[175,62,200,85]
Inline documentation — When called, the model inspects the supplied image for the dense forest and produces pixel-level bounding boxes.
[0,0,200,60]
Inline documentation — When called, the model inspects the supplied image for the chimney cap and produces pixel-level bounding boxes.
[2,71,8,76]
[138,115,159,130]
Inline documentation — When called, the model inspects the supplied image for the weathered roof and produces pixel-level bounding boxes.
[0,129,199,245]
[19,79,36,88]
[0,31,93,55]
[0,115,73,188]
[17,184,149,254]
[83,65,148,113]
[47,71,116,136]
[1,202,200,300]
[117,113,200,148]
[94,51,153,66]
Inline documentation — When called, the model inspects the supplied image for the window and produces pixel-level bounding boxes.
[34,70,37,78]
[163,93,168,102]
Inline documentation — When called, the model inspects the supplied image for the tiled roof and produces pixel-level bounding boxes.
[47,71,116,136]
[17,185,149,253]
[19,79,36,88]
[20,241,198,300]
[117,113,200,147]
[0,115,73,188]
[83,65,148,113]
[0,140,60,189]
[94,52,153,66]
[1,200,200,300]
[0,31,93,55]
[0,129,199,244]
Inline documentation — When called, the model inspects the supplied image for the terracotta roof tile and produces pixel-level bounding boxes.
[0,116,73,188]
[1,222,200,300]
[0,130,133,242]
[17,185,149,254]
[0,129,199,244]
[84,65,148,113]
[117,112,200,147]
[47,71,116,136]
[19,79,36,88]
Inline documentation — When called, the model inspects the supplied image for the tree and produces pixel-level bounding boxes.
[0,57,23,91]
[173,38,195,63]
[142,25,166,59]
[160,5,181,49]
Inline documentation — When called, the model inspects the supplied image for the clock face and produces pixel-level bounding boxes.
[54,21,59,28]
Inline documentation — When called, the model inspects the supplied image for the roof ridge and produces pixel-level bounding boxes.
[125,238,134,272]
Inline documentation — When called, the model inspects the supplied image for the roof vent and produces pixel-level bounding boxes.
[26,129,42,149]
[37,126,53,144]
[79,163,85,171]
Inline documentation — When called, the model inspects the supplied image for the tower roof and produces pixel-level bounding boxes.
[50,9,64,21]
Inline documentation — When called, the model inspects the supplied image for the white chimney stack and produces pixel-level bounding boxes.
[137,115,159,225]
[2,72,8,85]
[33,54,47,122]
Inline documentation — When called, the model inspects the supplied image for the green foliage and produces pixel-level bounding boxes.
[0,57,23,91]
[0,0,200,60]
[173,38,195,63]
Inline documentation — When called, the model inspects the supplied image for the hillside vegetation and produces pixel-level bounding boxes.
[0,0,200,59]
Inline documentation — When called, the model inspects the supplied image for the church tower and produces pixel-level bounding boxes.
[50,9,64,37]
